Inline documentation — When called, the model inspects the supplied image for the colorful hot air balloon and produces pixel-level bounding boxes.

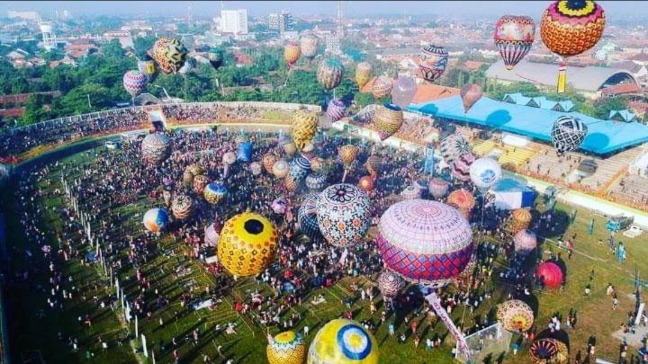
[451,153,475,182]
[141,133,170,164]
[551,115,588,155]
[317,58,344,91]
[284,41,302,67]
[289,156,311,182]
[305,173,327,191]
[514,229,537,256]
[400,185,421,200]
[192,174,210,196]
[300,33,319,60]
[469,157,502,192]
[510,208,533,233]
[267,331,306,364]
[171,194,194,220]
[355,62,374,89]
[317,184,371,247]
[365,156,382,177]
[273,160,289,179]
[440,133,473,165]
[217,212,279,277]
[208,48,224,70]
[371,76,393,100]
[447,188,476,221]
[237,141,253,162]
[373,103,404,141]
[496,300,535,332]
[142,208,169,233]
[377,271,405,300]
[535,261,564,288]
[326,98,346,122]
[137,55,158,83]
[530,338,560,363]
[358,175,374,193]
[123,70,148,98]
[263,153,278,174]
[308,319,379,364]
[428,178,450,199]
[292,109,319,151]
[377,200,473,287]
[418,45,448,83]
[494,15,536,70]
[541,0,606,57]
[391,75,417,109]
[298,193,321,240]
[152,37,188,75]
[204,182,228,205]
[460,83,483,113]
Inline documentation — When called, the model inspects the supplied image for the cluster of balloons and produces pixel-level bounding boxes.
[283,33,320,68]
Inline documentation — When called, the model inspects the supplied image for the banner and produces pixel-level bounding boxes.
[425,292,471,357]
[423,147,435,176]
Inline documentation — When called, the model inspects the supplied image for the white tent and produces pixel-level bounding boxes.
[489,178,536,210]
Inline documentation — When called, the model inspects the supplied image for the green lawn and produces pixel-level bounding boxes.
[1,145,646,364]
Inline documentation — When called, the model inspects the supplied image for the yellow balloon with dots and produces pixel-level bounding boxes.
[308,319,379,364]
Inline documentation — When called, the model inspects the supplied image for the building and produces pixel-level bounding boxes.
[279,11,294,33]
[7,11,39,21]
[268,13,280,31]
[220,9,248,35]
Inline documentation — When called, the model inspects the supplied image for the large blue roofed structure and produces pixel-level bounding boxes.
[409,95,648,156]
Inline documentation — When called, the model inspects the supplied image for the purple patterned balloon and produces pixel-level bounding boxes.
[317,184,371,247]
[123,70,148,98]
[326,98,346,122]
[377,199,474,287]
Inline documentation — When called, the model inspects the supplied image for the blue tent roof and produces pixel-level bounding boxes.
[409,96,648,155]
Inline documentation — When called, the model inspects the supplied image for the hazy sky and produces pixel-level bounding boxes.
[0,1,642,19]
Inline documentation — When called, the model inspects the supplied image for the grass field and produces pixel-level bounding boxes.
[1,143,647,364]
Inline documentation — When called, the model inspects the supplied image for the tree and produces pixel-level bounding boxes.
[20,94,53,125]
[132,35,157,60]
[594,97,630,120]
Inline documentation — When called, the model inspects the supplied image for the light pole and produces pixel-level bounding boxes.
[152,85,172,103]
[86,94,92,109]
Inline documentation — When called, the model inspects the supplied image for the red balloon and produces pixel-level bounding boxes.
[535,261,564,288]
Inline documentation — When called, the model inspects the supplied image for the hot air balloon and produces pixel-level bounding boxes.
[355,62,374,89]
[440,133,473,165]
[273,160,289,179]
[171,194,194,220]
[271,198,288,214]
[292,109,319,151]
[365,155,382,177]
[123,70,148,99]
[250,161,262,176]
[496,300,535,332]
[217,212,279,277]
[143,208,169,233]
[263,153,278,174]
[510,208,532,233]
[514,229,537,256]
[151,37,188,75]
[300,33,319,60]
[178,57,196,75]
[469,157,502,192]
[429,178,450,199]
[541,0,605,58]
[141,133,170,165]
[551,115,588,155]
[536,261,564,288]
[460,83,483,113]
[326,98,346,122]
[192,174,210,196]
[418,45,448,83]
[308,319,379,364]
[207,48,224,70]
[317,184,371,247]
[204,182,227,205]
[204,222,221,247]
[451,153,475,182]
[317,58,344,91]
[530,338,560,363]
[447,188,476,221]
[298,193,321,240]
[371,76,393,100]
[494,15,536,70]
[377,271,406,300]
[377,200,473,287]
[373,103,404,141]
[267,331,306,364]
[305,173,327,191]
[284,41,301,67]
[284,174,300,192]
[400,185,421,200]
[339,145,359,168]
[358,175,374,192]
[289,156,311,182]
[237,141,253,162]
[137,55,158,83]
[391,75,417,109]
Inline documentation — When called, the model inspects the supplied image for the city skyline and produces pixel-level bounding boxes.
[1,1,644,19]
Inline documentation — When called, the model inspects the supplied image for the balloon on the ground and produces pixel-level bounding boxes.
[317,58,344,90]
[536,261,564,288]
[327,98,347,122]
[273,160,289,179]
[494,15,536,70]
[222,152,237,165]
[497,299,535,332]
[440,133,473,165]
[470,157,502,191]
[308,319,379,364]
[298,193,321,240]
[263,153,278,174]
[400,185,421,200]
[267,331,306,364]
[540,0,606,57]
[171,194,194,220]
[451,153,475,181]
[284,174,299,192]
[371,76,393,100]
[204,182,227,205]
[283,142,297,157]
[365,156,382,176]
[551,115,588,155]
[460,83,483,113]
[305,173,327,191]
[217,212,279,277]
[377,270,405,299]
[143,208,169,233]
[373,103,403,141]
[514,229,538,255]
[391,76,417,109]
[418,45,448,83]
[272,198,287,214]
[355,62,374,89]
[447,188,475,221]
[237,141,253,162]
[530,338,560,363]
[339,145,359,168]
[377,200,474,287]
[250,161,262,176]
[358,175,374,192]
[317,184,371,247]
[152,37,188,75]
[284,41,301,66]
[300,33,319,60]
[429,178,450,199]
[123,70,148,98]
[187,164,205,176]
[141,133,170,164]
[292,109,319,151]
[192,175,210,196]
[289,156,311,182]
[510,208,533,233]
[204,223,220,247]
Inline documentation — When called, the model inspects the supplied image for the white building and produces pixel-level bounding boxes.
[220,9,248,35]
[7,10,39,21]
